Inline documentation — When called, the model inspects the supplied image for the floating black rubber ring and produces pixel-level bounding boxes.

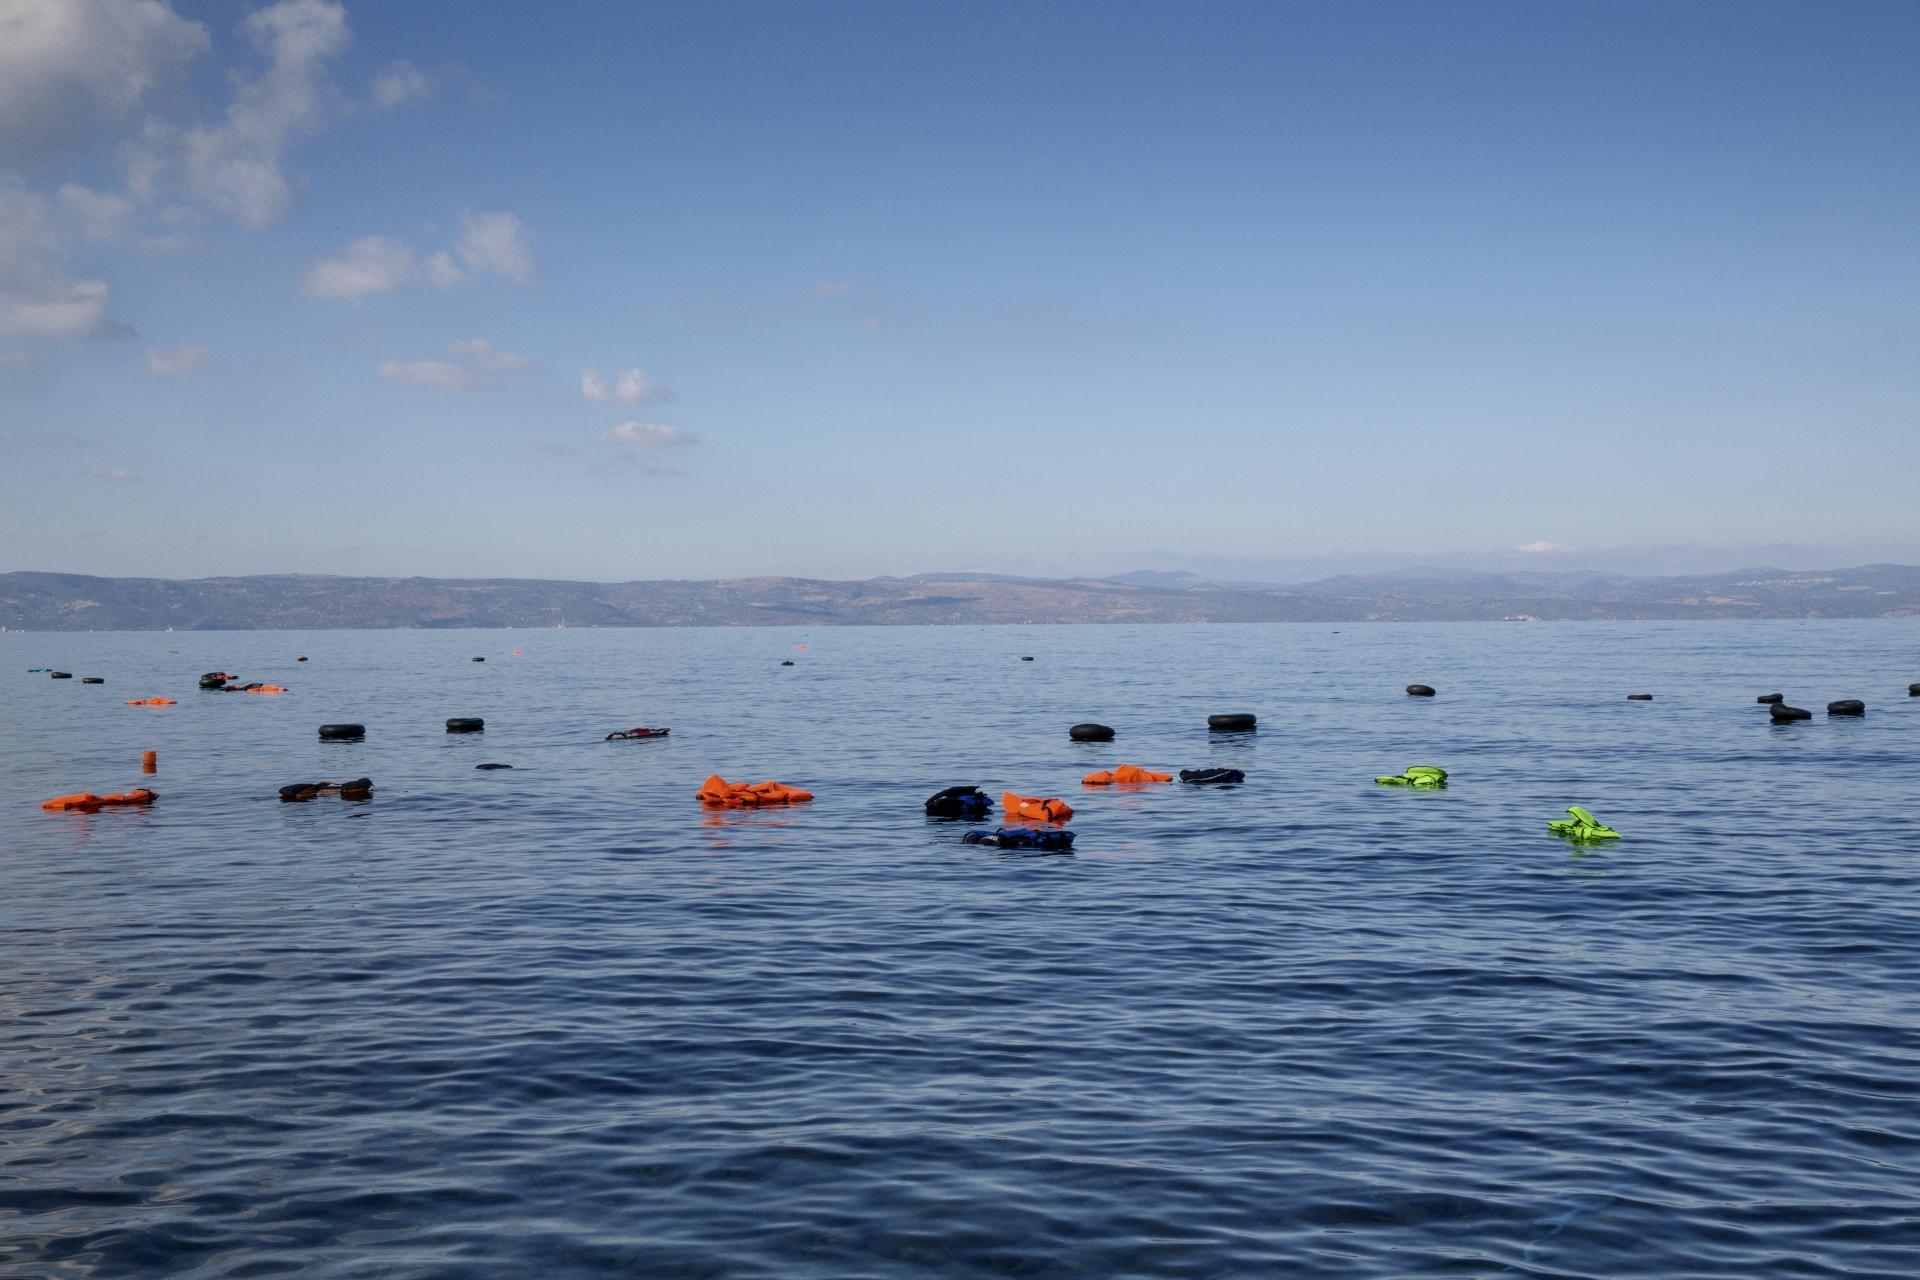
[1406,684,1436,697]
[82,677,104,684]
[471,657,485,662]
[446,718,485,733]
[1769,704,1811,721]
[1627,694,1653,701]
[50,671,72,679]
[1826,700,1865,716]
[319,723,365,740]
[1756,693,1783,704]
[1069,723,1115,741]
[1208,713,1257,731]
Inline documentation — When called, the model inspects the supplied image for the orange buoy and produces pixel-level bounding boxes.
[142,750,157,773]
[1003,791,1073,823]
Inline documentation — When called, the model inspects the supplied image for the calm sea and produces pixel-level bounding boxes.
[3,622,1917,1278]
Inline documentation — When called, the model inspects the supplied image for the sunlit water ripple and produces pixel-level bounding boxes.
[2,622,1917,1278]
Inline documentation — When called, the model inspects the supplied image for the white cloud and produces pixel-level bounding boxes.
[455,210,534,285]
[370,59,433,109]
[146,343,208,375]
[55,182,198,254]
[0,183,117,338]
[304,211,532,300]
[597,421,697,448]
[301,235,418,298]
[176,0,350,230]
[0,0,209,168]
[85,464,142,482]
[1518,540,1571,554]
[379,337,531,390]
[0,350,29,370]
[581,367,676,405]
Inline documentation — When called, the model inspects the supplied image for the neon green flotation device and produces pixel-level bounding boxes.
[1375,765,1448,788]
[1547,805,1621,840]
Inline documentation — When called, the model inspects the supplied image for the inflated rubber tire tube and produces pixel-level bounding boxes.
[1180,768,1245,785]
[1826,699,1865,716]
[82,677,104,684]
[446,718,485,733]
[1208,713,1256,731]
[318,723,366,740]
[1756,693,1783,704]
[1069,723,1115,741]
[50,671,72,679]
[1627,694,1652,701]
[471,656,485,662]
[1769,704,1811,721]
[1406,684,1436,697]
[1909,683,1920,697]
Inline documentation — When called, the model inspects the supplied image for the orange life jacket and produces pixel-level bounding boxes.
[1003,791,1073,823]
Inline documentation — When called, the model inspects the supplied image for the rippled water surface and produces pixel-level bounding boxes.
[3,622,1918,1278]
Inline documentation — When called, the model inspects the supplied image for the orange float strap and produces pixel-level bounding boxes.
[42,788,158,811]
[125,697,177,706]
[695,774,814,807]
[1003,791,1073,823]
[1082,764,1172,786]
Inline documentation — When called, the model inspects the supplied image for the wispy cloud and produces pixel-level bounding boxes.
[581,367,675,405]
[1518,540,1571,554]
[597,421,697,448]
[146,343,210,375]
[369,59,433,109]
[378,337,531,390]
[303,210,535,299]
[0,350,28,371]
[85,464,141,483]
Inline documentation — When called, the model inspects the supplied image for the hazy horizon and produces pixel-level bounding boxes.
[4,1,1918,581]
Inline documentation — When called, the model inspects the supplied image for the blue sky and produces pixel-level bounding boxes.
[2,0,1917,583]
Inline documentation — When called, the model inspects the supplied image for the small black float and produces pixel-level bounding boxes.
[476,763,514,770]
[471,656,485,663]
[1827,699,1865,716]
[1069,723,1115,742]
[1770,704,1812,722]
[199,672,231,689]
[1627,694,1653,701]
[1756,693,1784,704]
[50,671,72,679]
[82,677,104,684]
[781,660,795,666]
[446,718,485,733]
[925,786,993,818]
[1406,684,1436,697]
[1180,767,1245,785]
[280,777,372,801]
[963,828,1073,851]
[1208,713,1257,732]
[1909,683,1919,697]
[318,723,366,741]
[1021,656,1034,661]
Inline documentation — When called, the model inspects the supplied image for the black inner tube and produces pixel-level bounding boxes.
[1207,713,1256,731]
[1406,684,1436,697]
[318,723,366,740]
[446,718,485,733]
[1069,723,1115,741]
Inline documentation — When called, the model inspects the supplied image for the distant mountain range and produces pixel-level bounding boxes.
[5,565,1920,630]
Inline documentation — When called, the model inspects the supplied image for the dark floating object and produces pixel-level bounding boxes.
[606,727,669,740]
[476,763,514,770]
[1069,723,1115,742]
[1827,699,1865,716]
[318,723,366,740]
[1627,694,1653,701]
[199,672,232,689]
[963,827,1074,851]
[82,677,104,684]
[446,717,485,733]
[1909,683,1919,697]
[1770,704,1812,722]
[1180,767,1245,785]
[279,777,373,802]
[297,656,309,662]
[1756,693,1783,704]
[1208,713,1257,732]
[471,656,485,662]
[781,660,795,666]
[1021,656,1034,661]
[50,671,72,679]
[925,786,993,818]
[1406,684,1436,697]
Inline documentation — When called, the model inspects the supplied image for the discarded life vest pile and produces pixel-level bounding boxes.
[1548,806,1622,840]
[607,727,670,740]
[198,672,286,693]
[1003,791,1073,823]
[964,828,1075,851]
[125,697,177,706]
[697,775,813,807]
[1179,768,1244,786]
[1082,765,1171,785]
[925,786,993,818]
[1375,765,1447,788]
[279,778,373,801]
[42,788,157,811]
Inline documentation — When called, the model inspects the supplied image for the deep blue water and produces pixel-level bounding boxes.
[2,621,1918,1279]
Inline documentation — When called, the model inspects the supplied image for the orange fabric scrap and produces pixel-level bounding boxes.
[1003,791,1073,823]
[1082,764,1172,786]
[42,789,158,811]
[124,697,177,706]
[696,774,814,807]
[243,685,288,693]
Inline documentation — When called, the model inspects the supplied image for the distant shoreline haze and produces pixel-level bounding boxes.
[5,566,1920,630]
